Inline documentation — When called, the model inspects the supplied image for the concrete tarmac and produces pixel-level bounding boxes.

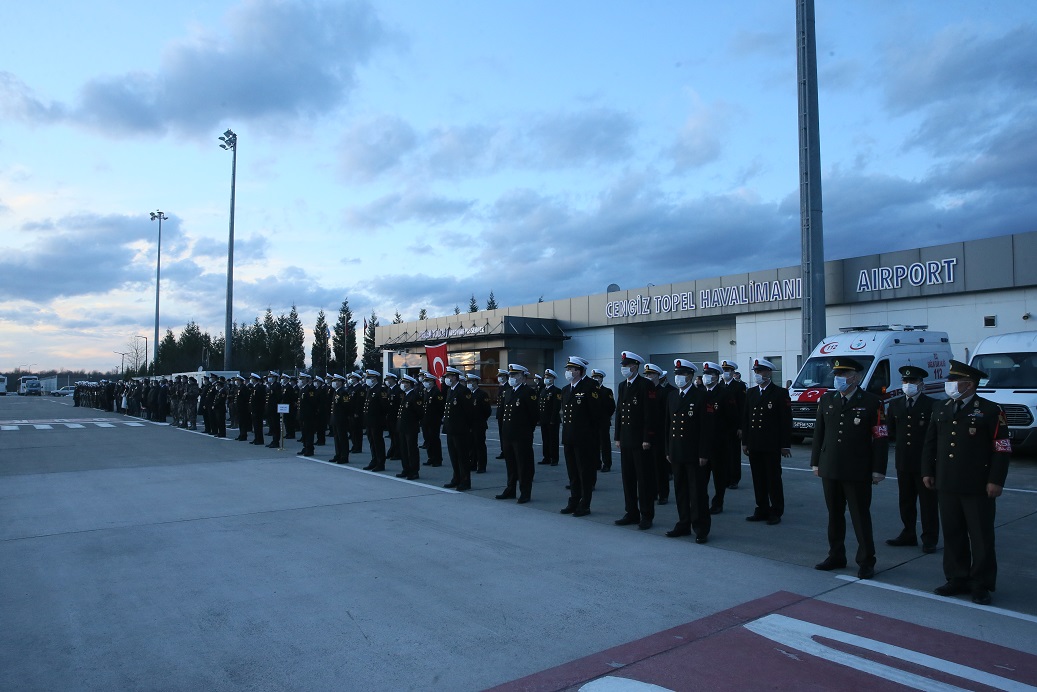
[2,395,1036,691]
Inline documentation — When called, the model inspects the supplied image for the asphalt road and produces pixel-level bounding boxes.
[2,395,1035,691]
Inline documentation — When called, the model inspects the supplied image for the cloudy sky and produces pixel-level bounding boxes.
[2,0,1035,373]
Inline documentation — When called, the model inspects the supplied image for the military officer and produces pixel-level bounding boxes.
[362,370,389,471]
[280,374,297,440]
[494,369,510,459]
[590,369,616,472]
[560,356,601,517]
[264,372,282,448]
[348,372,366,453]
[385,372,402,460]
[295,373,318,457]
[395,374,424,480]
[643,363,673,505]
[538,369,562,466]
[720,359,747,489]
[495,364,539,503]
[441,367,475,490]
[664,359,710,542]
[233,375,250,440]
[922,360,1011,606]
[313,376,329,446]
[742,358,792,525]
[467,373,491,473]
[184,376,200,430]
[811,357,889,579]
[329,374,351,464]
[613,351,659,530]
[212,376,228,438]
[421,372,445,467]
[885,365,939,553]
[700,361,740,515]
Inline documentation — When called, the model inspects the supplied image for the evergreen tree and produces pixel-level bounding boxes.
[262,308,281,371]
[393,310,403,324]
[287,305,306,370]
[361,310,379,371]
[175,321,205,372]
[453,305,461,315]
[418,308,428,320]
[156,329,176,373]
[538,295,544,303]
[468,294,479,312]
[486,290,498,310]
[211,334,225,373]
[311,310,331,378]
[331,298,359,374]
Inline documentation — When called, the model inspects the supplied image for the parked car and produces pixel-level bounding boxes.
[53,386,76,397]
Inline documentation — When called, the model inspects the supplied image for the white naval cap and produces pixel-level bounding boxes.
[250,372,261,380]
[332,374,346,382]
[401,374,418,385]
[702,361,722,373]
[444,366,463,376]
[673,359,699,373]
[544,369,558,379]
[365,369,381,378]
[590,368,606,378]
[314,376,325,384]
[298,372,312,379]
[752,358,777,371]
[465,373,480,382]
[507,363,529,375]
[566,356,590,370]
[720,360,739,371]
[385,372,398,380]
[620,351,645,365]
[643,362,664,376]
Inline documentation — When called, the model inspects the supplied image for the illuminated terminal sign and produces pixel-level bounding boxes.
[856,258,957,292]
[417,325,486,340]
[606,278,803,318]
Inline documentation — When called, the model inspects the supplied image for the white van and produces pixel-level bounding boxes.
[788,325,953,442]
[970,330,1037,452]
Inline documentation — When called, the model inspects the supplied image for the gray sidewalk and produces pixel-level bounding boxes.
[2,395,1036,691]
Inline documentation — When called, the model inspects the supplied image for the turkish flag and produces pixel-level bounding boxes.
[425,342,448,389]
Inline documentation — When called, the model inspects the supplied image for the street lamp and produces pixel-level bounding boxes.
[135,335,148,374]
[219,129,237,370]
[114,351,128,375]
[149,210,167,375]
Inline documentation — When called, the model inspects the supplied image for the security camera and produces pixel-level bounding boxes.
[1024,312,1032,320]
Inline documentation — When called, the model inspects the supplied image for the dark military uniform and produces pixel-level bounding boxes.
[330,381,352,463]
[721,373,748,487]
[469,384,491,473]
[701,382,739,512]
[495,376,511,458]
[441,379,475,489]
[614,375,659,526]
[396,384,424,479]
[561,373,601,514]
[498,380,539,501]
[538,382,562,466]
[922,395,1011,594]
[265,378,283,448]
[212,381,227,438]
[421,382,445,466]
[363,379,389,471]
[595,380,616,471]
[234,380,251,441]
[314,381,329,446]
[886,392,938,548]
[250,379,267,445]
[282,380,297,439]
[811,387,889,572]
[665,385,708,539]
[296,379,318,456]
[349,379,366,453]
[385,380,401,460]
[652,380,675,503]
[742,382,792,522]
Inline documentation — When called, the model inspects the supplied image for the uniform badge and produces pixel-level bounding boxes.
[767,403,773,409]
[632,397,638,405]
[854,417,861,425]
[969,427,977,436]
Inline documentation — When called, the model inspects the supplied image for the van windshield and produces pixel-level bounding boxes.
[793,356,875,389]
[972,352,1037,388]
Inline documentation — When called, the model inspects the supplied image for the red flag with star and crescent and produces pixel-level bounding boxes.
[425,343,447,390]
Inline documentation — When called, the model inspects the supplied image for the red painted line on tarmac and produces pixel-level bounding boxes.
[490,591,1037,691]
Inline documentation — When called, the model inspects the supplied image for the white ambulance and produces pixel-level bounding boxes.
[788,325,953,442]
[969,330,1037,452]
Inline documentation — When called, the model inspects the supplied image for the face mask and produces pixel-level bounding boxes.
[564,370,574,382]
[423,380,433,390]
[702,374,715,386]
[401,383,411,393]
[508,377,519,388]
[833,376,849,392]
[365,378,375,388]
[467,383,477,392]
[443,376,455,388]
[753,374,768,386]
[721,371,733,382]
[945,381,961,399]
[592,377,603,386]
[544,378,555,387]
[332,381,341,389]
[620,366,634,379]
[902,382,919,397]
[298,380,305,388]
[497,376,507,385]
[674,375,688,388]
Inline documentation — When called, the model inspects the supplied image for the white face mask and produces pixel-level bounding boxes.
[544,378,555,387]
[508,376,519,388]
[592,377,603,386]
[423,380,433,390]
[902,382,919,397]
[564,370,575,382]
[467,382,477,392]
[298,380,306,388]
[833,375,850,392]
[945,381,962,399]
[443,376,455,387]
[753,373,768,386]
[365,378,375,388]
[401,383,411,393]
[497,376,507,385]
[721,371,733,382]
[702,374,716,386]
[674,375,688,388]
[332,381,341,389]
[620,366,634,379]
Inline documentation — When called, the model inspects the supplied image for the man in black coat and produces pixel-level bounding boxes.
[495,364,539,503]
[494,369,510,459]
[234,376,251,441]
[811,357,889,579]
[347,372,366,453]
[249,373,266,445]
[264,372,283,449]
[296,373,318,457]
[329,374,352,464]
[665,359,710,542]
[613,350,659,530]
[559,357,601,516]
[643,363,673,505]
[280,374,297,440]
[362,370,389,471]
[885,365,939,553]
[421,372,445,467]
[441,367,475,490]
[385,373,402,460]
[395,374,424,480]
[590,369,616,472]
[467,373,491,473]
[700,361,740,515]
[742,359,793,525]
[720,359,747,489]
[538,369,562,466]
[922,360,1011,605]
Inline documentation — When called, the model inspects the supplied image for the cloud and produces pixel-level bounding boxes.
[2,0,390,137]
[667,98,735,172]
[338,114,417,182]
[344,190,475,229]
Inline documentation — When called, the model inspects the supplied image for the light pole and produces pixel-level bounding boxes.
[150,211,167,375]
[114,351,128,375]
[135,334,148,373]
[219,129,237,371]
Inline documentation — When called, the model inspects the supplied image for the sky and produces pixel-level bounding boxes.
[1,0,1035,373]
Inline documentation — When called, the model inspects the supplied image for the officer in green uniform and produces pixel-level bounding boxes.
[885,365,939,553]
[922,360,1011,606]
[811,357,889,579]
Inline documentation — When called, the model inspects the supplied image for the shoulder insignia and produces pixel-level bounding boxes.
[591,392,598,399]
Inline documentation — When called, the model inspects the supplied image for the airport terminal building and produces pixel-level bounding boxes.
[376,231,1037,389]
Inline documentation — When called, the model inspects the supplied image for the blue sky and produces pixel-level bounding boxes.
[2,0,1035,372]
